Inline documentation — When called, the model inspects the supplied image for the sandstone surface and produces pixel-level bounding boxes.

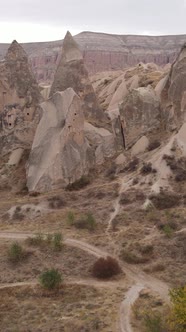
[50,32,107,127]
[0,40,41,155]
[27,88,93,192]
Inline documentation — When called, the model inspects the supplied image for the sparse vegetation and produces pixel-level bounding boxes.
[140,162,156,175]
[8,242,27,263]
[48,196,65,209]
[162,224,174,238]
[123,157,139,172]
[149,191,181,210]
[75,213,96,231]
[39,269,63,290]
[26,232,63,251]
[143,311,165,332]
[66,175,91,191]
[67,210,75,225]
[105,164,117,180]
[53,233,63,251]
[92,256,122,279]
[120,249,149,264]
[12,206,25,220]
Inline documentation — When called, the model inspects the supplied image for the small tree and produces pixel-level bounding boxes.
[92,256,121,279]
[8,242,26,263]
[53,233,63,251]
[67,211,75,225]
[39,269,62,290]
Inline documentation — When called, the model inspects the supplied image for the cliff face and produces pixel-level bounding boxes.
[0,31,185,83]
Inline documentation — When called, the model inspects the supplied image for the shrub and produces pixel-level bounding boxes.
[149,191,181,210]
[140,162,154,175]
[66,176,90,191]
[169,286,186,332]
[26,233,45,246]
[143,311,165,332]
[162,224,173,238]
[92,256,121,279]
[75,213,96,231]
[120,250,149,264]
[39,269,62,290]
[48,196,65,209]
[148,140,161,151]
[12,206,25,221]
[53,233,63,251]
[124,157,139,172]
[26,233,63,251]
[105,164,117,180]
[139,244,154,255]
[29,191,40,197]
[8,242,26,263]
[67,211,75,225]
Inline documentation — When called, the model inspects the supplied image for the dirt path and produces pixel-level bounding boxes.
[0,230,170,332]
[119,284,144,332]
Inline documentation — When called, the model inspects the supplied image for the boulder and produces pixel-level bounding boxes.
[84,122,116,164]
[131,136,149,156]
[50,31,108,127]
[115,153,127,165]
[27,88,94,192]
[119,86,161,148]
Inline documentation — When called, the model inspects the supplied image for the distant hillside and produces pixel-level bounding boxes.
[0,31,185,83]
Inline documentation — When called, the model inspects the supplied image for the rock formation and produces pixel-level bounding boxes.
[50,31,107,127]
[119,86,161,148]
[159,43,186,130]
[0,40,41,157]
[27,88,94,192]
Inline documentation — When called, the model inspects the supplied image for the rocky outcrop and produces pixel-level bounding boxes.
[119,86,161,148]
[159,44,186,129]
[0,40,41,155]
[84,122,116,164]
[50,31,107,127]
[92,63,164,115]
[27,88,94,192]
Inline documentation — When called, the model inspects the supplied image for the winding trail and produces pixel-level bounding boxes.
[119,284,144,332]
[0,230,170,332]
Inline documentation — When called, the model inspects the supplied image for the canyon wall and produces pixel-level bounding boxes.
[0,31,186,83]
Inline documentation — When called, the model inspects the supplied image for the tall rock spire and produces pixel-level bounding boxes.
[50,31,108,127]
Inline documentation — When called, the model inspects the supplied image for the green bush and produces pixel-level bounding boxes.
[39,269,62,290]
[26,232,63,251]
[143,311,165,332]
[8,242,26,263]
[26,233,45,246]
[53,233,63,251]
[162,224,173,238]
[67,211,75,225]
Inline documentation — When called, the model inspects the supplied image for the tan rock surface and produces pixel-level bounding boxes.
[50,31,107,127]
[0,40,41,155]
[120,86,161,148]
[131,136,149,156]
[27,88,94,192]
